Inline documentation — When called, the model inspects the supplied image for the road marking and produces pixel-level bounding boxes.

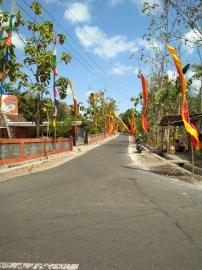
[0,262,79,269]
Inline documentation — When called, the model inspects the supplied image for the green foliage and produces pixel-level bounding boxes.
[58,34,66,45]
[31,1,42,16]
[85,125,99,135]
[56,77,69,99]
[60,52,72,64]
[23,1,72,136]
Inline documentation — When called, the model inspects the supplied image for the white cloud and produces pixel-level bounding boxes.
[64,2,91,24]
[183,29,202,54]
[111,63,139,76]
[186,71,201,93]
[191,79,201,92]
[75,25,139,58]
[167,70,177,81]
[12,33,25,50]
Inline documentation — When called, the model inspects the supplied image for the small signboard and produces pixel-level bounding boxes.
[1,95,18,115]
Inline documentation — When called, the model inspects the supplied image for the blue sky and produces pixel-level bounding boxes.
[2,0,201,112]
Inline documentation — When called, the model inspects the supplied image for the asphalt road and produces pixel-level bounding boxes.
[1,135,202,270]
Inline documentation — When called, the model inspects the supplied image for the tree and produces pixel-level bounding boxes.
[138,0,202,148]
[23,1,71,137]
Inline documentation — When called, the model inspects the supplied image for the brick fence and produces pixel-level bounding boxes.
[0,137,73,165]
[86,133,110,145]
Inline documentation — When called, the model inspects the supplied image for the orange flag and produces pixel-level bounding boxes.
[140,73,148,133]
[129,112,136,136]
[73,98,77,114]
[166,44,200,149]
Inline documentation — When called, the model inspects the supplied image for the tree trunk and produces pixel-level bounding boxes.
[36,95,41,138]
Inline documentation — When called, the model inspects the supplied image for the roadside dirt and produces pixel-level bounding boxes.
[128,137,202,183]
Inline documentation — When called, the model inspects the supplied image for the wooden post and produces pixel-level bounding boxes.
[167,125,170,154]
[2,113,11,138]
[191,145,195,180]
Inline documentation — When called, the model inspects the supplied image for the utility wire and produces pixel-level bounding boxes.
[19,0,132,99]
[58,0,135,91]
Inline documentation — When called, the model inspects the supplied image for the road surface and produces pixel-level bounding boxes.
[1,135,202,270]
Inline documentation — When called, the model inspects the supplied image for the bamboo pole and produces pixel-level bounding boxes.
[191,145,195,180]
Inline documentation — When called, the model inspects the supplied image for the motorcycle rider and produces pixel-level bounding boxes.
[135,135,143,153]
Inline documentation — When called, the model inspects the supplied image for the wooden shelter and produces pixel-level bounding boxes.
[159,113,202,127]
[159,113,202,152]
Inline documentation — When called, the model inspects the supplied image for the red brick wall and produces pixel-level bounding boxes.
[0,137,73,165]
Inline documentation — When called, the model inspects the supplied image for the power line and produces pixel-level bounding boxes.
[58,0,135,91]
[18,0,132,100]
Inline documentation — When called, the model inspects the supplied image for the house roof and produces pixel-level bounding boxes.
[0,113,50,128]
[159,113,202,127]
[0,113,36,128]
[0,113,6,128]
[6,113,27,123]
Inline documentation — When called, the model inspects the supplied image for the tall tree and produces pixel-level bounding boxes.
[24,1,71,137]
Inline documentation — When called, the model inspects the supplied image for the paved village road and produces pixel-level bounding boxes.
[1,135,202,270]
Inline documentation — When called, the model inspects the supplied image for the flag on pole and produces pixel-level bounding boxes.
[53,76,59,108]
[52,109,57,128]
[53,47,58,76]
[69,80,75,99]
[129,111,136,136]
[73,98,77,114]
[5,15,14,46]
[113,111,131,133]
[52,34,59,110]
[93,93,96,108]
[140,72,148,133]
[166,44,200,149]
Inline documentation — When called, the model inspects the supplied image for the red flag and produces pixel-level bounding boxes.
[140,73,148,133]
[166,44,200,149]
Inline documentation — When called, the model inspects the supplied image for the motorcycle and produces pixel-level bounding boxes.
[135,138,143,153]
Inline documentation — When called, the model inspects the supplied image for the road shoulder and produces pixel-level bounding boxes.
[128,136,202,183]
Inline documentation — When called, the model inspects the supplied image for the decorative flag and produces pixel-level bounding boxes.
[5,15,14,46]
[3,47,9,63]
[69,80,77,114]
[53,47,58,76]
[1,1,18,114]
[69,80,75,99]
[93,94,97,128]
[129,111,136,136]
[113,112,131,133]
[166,44,200,149]
[93,93,96,108]
[108,113,113,134]
[52,34,59,124]
[140,72,148,133]
[73,98,77,114]
[52,117,56,128]
[53,76,59,108]
[104,102,108,130]
[69,80,78,135]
